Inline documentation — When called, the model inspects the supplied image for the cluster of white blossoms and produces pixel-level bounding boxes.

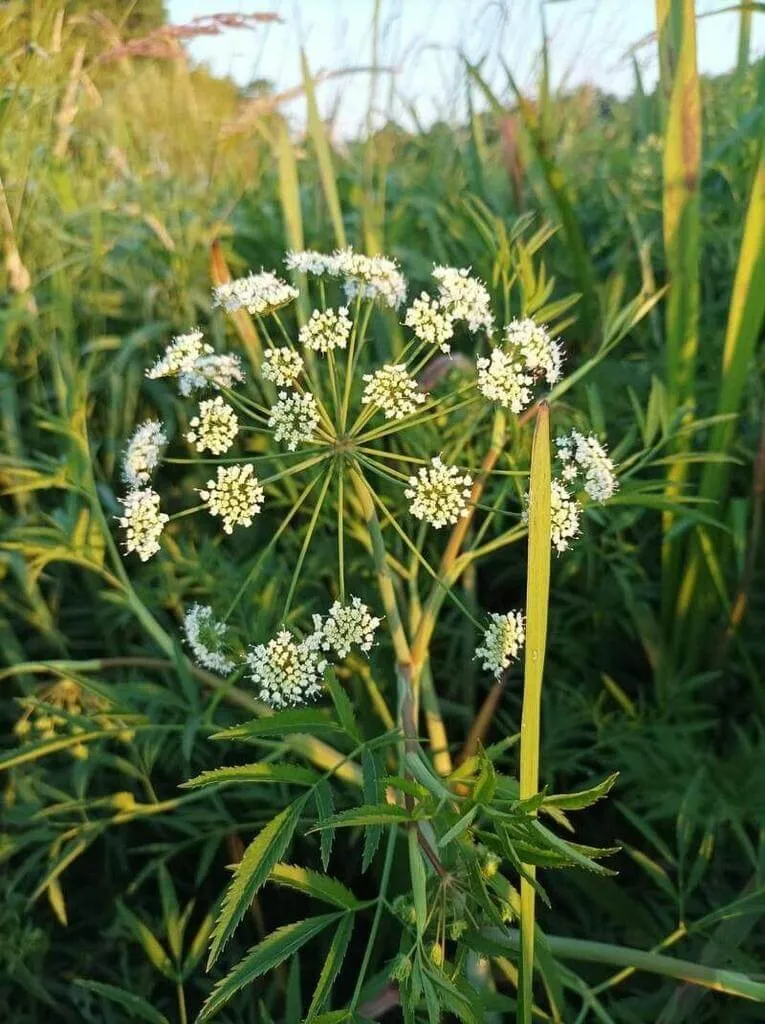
[332,248,407,309]
[505,318,562,386]
[405,456,473,529]
[404,293,456,353]
[316,596,381,660]
[261,346,304,387]
[247,629,327,708]
[146,329,208,381]
[180,595,380,703]
[268,390,320,451]
[146,329,244,396]
[183,604,235,675]
[432,265,494,334]
[474,610,525,679]
[361,363,425,420]
[118,488,169,562]
[123,419,166,488]
[476,349,534,415]
[556,430,618,502]
[199,464,265,534]
[284,248,407,309]
[299,306,353,353]
[284,249,333,276]
[185,352,244,396]
[186,396,239,455]
[550,479,582,553]
[212,270,298,316]
[477,319,561,414]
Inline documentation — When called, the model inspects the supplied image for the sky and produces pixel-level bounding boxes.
[166,0,763,135]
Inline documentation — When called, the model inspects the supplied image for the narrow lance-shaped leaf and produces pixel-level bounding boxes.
[518,401,551,1024]
[198,914,341,1024]
[207,796,307,969]
[269,863,361,911]
[306,912,355,1021]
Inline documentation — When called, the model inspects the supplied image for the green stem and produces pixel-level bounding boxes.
[482,928,765,1002]
[349,826,398,1010]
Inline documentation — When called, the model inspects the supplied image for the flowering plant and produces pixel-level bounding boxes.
[117,247,620,1021]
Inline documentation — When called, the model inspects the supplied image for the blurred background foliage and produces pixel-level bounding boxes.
[0,1,763,1021]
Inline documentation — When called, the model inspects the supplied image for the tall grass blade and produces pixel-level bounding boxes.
[655,0,701,649]
[301,50,347,248]
[675,109,765,660]
[518,402,551,1023]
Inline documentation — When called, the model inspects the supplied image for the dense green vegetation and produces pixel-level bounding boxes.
[1,3,763,1022]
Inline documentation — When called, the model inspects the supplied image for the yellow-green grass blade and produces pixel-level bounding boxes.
[655,0,701,647]
[518,402,551,1023]
[674,123,765,662]
[301,50,347,249]
[275,116,309,326]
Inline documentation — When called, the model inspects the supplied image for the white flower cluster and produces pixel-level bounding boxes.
[183,352,244,396]
[299,306,353,353]
[183,603,235,675]
[146,329,243,396]
[315,596,381,659]
[404,293,455,353]
[556,430,618,502]
[262,346,304,387]
[474,610,525,679]
[268,390,320,451]
[212,271,298,316]
[361,363,425,420]
[123,420,166,487]
[405,456,473,529]
[332,248,407,309]
[550,479,581,553]
[433,266,494,334]
[284,248,407,308]
[477,317,562,413]
[247,597,380,707]
[118,488,168,561]
[186,396,239,455]
[505,318,562,386]
[476,349,534,414]
[146,329,207,381]
[246,629,327,708]
[285,249,332,275]
[199,464,264,534]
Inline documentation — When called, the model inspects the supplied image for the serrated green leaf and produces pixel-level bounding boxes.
[314,780,335,871]
[211,708,343,741]
[531,821,618,876]
[269,863,360,910]
[327,671,360,743]
[306,912,355,1021]
[181,762,319,790]
[362,749,382,872]
[198,914,340,1023]
[542,772,619,812]
[73,980,170,1024]
[207,797,307,969]
[309,804,413,831]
